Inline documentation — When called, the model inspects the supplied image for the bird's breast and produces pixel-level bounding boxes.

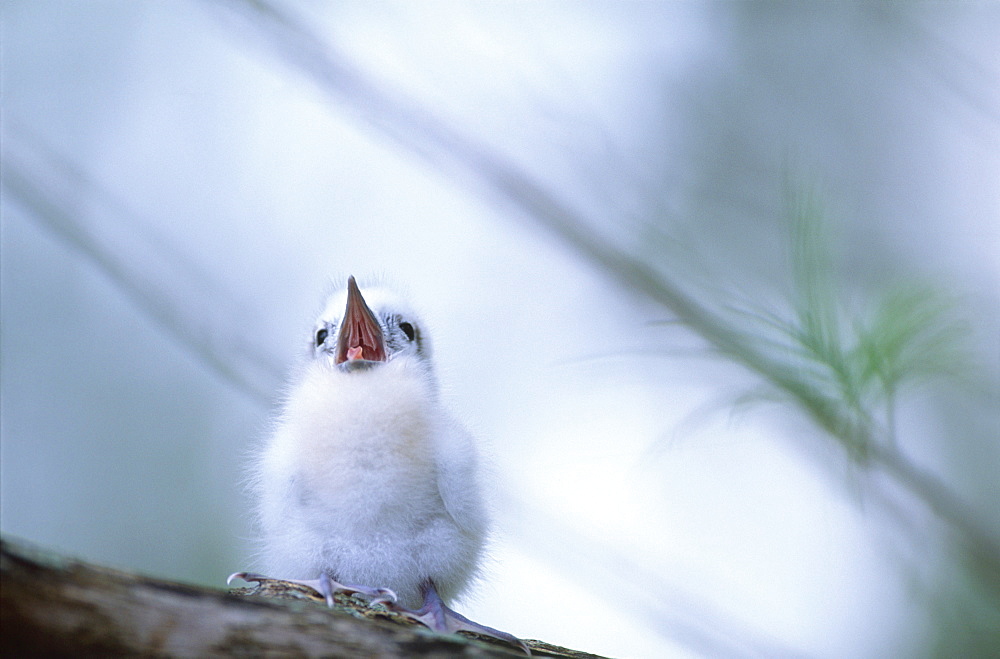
[277,360,441,510]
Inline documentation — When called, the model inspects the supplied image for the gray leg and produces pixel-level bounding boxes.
[389,580,530,654]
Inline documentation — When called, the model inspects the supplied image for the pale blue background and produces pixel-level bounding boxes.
[2,2,998,657]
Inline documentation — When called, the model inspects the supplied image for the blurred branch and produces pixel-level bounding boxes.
[0,130,798,659]
[1,536,593,658]
[0,129,284,405]
[209,0,1000,587]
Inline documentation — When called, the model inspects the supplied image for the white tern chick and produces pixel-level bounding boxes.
[230,277,525,652]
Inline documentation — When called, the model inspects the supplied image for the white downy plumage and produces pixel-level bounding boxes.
[236,277,525,651]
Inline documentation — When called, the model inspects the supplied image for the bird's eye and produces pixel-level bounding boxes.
[399,321,415,341]
[315,328,328,346]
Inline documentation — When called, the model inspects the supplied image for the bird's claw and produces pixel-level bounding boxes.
[315,572,397,607]
[227,571,398,608]
[368,589,398,607]
[227,571,267,586]
[228,572,525,653]
[387,590,530,655]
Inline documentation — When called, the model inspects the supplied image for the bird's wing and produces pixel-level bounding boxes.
[434,418,489,537]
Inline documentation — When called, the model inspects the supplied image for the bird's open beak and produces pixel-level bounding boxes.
[335,276,387,365]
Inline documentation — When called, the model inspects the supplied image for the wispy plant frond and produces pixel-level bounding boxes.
[207,0,999,592]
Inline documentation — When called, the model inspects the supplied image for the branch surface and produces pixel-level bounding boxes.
[1,537,604,658]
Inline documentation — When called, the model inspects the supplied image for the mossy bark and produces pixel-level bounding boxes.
[1,537,607,658]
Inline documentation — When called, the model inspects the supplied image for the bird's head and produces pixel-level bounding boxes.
[311,276,432,374]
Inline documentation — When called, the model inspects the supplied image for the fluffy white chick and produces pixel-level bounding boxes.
[231,277,524,651]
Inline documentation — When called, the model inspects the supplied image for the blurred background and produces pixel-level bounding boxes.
[2,2,998,657]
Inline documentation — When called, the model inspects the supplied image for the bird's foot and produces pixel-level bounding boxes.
[389,581,530,655]
[227,571,397,607]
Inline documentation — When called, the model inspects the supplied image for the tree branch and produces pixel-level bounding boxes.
[1,537,602,658]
